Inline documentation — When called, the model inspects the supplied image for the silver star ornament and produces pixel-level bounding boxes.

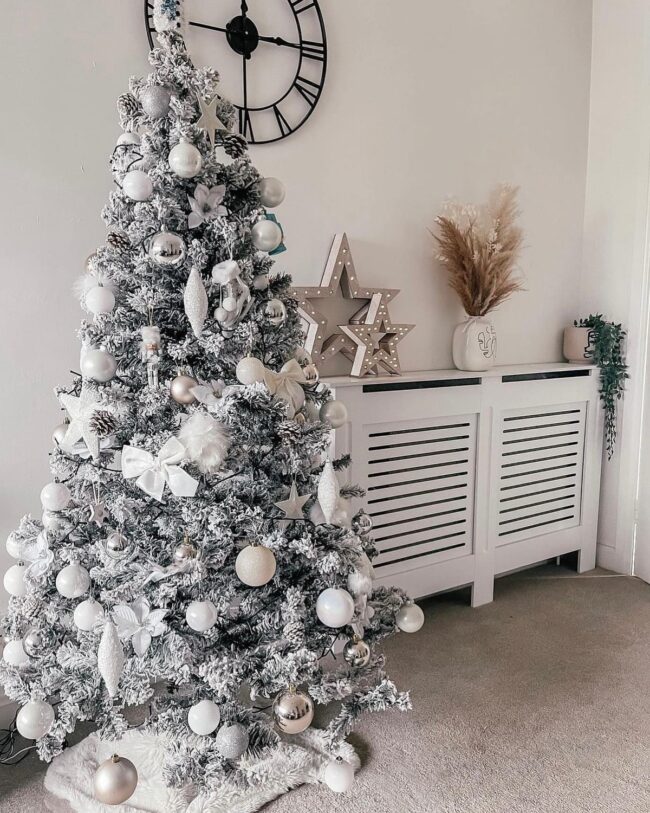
[59,386,109,460]
[196,95,229,147]
[88,501,107,527]
[275,482,311,525]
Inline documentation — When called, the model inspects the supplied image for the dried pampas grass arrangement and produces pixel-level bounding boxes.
[433,184,524,317]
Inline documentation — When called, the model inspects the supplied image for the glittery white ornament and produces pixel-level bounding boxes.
[215,723,249,759]
[183,267,209,338]
[235,545,276,587]
[97,621,124,697]
[141,85,171,119]
[188,699,221,735]
[317,460,340,524]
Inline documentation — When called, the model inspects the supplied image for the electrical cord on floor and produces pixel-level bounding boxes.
[0,712,36,765]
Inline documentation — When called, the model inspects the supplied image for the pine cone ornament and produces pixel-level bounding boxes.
[221,133,247,159]
[89,410,119,438]
[106,230,131,253]
[117,93,141,131]
[282,620,305,645]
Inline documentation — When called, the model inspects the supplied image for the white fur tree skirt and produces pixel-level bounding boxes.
[44,728,359,813]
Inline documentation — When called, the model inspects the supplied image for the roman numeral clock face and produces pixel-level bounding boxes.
[145,0,327,144]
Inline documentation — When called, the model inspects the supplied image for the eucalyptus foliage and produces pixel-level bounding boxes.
[0,33,409,789]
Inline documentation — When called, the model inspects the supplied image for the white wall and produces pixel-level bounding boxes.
[0,0,593,608]
[579,0,650,574]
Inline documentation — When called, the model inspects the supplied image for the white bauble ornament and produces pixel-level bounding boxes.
[251,219,283,252]
[81,349,117,382]
[52,422,69,447]
[40,482,71,512]
[272,688,314,734]
[322,758,355,793]
[188,699,221,736]
[215,723,249,759]
[149,231,187,267]
[258,177,286,208]
[170,374,198,405]
[319,400,348,429]
[141,85,171,119]
[235,545,276,587]
[317,460,340,524]
[169,141,203,178]
[214,306,228,323]
[56,563,91,599]
[5,532,21,559]
[222,296,237,312]
[252,274,269,291]
[94,754,138,805]
[116,132,141,147]
[16,700,55,740]
[186,600,218,632]
[236,357,266,385]
[74,598,105,632]
[3,640,29,667]
[98,621,124,697]
[396,602,425,633]
[85,286,116,316]
[4,562,28,597]
[316,588,355,628]
[122,169,153,201]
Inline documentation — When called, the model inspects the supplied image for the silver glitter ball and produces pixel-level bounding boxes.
[23,627,55,658]
[141,85,171,119]
[215,723,249,759]
[272,688,314,734]
[104,531,130,560]
[149,231,186,267]
[94,754,138,806]
[173,541,198,563]
[343,636,371,668]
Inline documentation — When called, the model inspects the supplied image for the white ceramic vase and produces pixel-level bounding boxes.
[563,326,593,363]
[452,316,497,372]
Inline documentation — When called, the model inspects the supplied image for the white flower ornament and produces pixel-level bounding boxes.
[188,184,227,228]
[112,597,168,656]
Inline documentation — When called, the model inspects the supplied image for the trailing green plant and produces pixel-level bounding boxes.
[575,314,629,459]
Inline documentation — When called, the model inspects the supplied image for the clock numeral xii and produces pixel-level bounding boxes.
[289,0,317,14]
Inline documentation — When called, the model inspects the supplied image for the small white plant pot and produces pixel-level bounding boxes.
[452,317,497,372]
[563,326,593,363]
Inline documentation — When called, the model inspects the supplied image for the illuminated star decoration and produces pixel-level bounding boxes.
[59,386,110,460]
[275,482,311,527]
[339,295,414,377]
[196,94,229,147]
[88,501,108,527]
[293,233,400,369]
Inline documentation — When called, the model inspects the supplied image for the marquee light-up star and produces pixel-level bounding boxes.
[339,318,414,378]
[59,386,108,460]
[196,94,229,147]
[274,481,311,526]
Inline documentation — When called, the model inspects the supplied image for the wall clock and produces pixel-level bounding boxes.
[144,0,327,144]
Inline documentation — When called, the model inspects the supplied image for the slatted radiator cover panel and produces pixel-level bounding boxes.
[496,402,586,545]
[363,413,477,578]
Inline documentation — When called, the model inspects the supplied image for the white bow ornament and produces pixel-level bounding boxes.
[22,531,55,582]
[264,359,308,418]
[121,437,199,502]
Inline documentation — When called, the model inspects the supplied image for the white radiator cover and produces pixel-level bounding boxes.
[325,363,603,606]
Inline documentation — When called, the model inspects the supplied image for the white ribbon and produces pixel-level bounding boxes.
[121,437,199,502]
[23,531,54,581]
[264,359,308,417]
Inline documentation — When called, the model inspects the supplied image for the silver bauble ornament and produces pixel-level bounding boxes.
[265,298,287,327]
[42,510,72,534]
[251,219,283,252]
[343,635,371,668]
[52,422,69,446]
[122,169,153,201]
[215,723,249,760]
[16,700,55,740]
[235,545,276,587]
[170,375,198,404]
[140,85,171,119]
[81,349,117,383]
[173,540,198,563]
[149,231,186,267]
[104,531,130,560]
[258,177,286,208]
[235,356,266,385]
[23,628,55,658]
[273,688,314,734]
[94,754,138,806]
[319,400,348,429]
[169,141,203,178]
[352,511,373,535]
[396,602,425,633]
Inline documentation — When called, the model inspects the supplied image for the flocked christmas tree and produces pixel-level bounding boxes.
[0,6,424,807]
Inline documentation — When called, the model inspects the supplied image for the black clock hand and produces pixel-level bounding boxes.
[189,21,301,51]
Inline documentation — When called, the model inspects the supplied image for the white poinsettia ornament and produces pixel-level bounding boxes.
[112,597,168,656]
[188,184,227,228]
[190,378,226,410]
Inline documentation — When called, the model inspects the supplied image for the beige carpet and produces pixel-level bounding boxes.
[1,566,649,813]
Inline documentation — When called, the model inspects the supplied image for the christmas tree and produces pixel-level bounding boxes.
[0,7,423,807]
